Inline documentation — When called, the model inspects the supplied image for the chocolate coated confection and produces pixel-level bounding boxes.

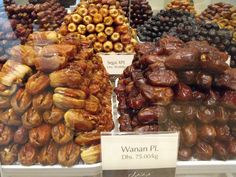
[115,35,236,161]
[120,0,153,28]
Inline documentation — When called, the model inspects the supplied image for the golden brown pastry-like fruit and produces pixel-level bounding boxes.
[71,14,83,23]
[88,7,98,16]
[51,122,74,145]
[104,27,114,36]
[104,16,113,26]
[75,131,100,146]
[22,108,43,129]
[103,41,113,52]
[114,15,124,25]
[124,44,134,53]
[99,7,109,17]
[87,34,97,42]
[114,42,124,52]
[116,25,129,34]
[64,109,95,131]
[81,144,101,164]
[0,108,21,126]
[0,143,19,165]
[11,88,32,114]
[97,32,107,43]
[95,23,105,33]
[32,92,53,111]
[68,23,77,32]
[18,143,38,166]
[94,42,103,52]
[77,24,87,35]
[26,72,50,95]
[111,32,120,42]
[38,140,58,165]
[58,141,81,167]
[121,33,132,44]
[14,126,28,145]
[109,8,119,18]
[29,124,51,147]
[83,15,93,25]
[93,13,103,24]
[77,7,88,17]
[0,124,14,145]
[43,106,64,125]
[87,24,96,33]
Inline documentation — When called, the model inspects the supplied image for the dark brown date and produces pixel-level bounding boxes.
[196,72,213,89]
[175,83,193,101]
[181,122,197,147]
[165,47,200,70]
[178,70,197,85]
[147,70,178,87]
[169,104,184,122]
[178,147,192,161]
[192,90,206,103]
[137,106,167,124]
[140,84,174,105]
[215,106,229,124]
[213,141,229,160]
[221,91,236,109]
[228,139,236,157]
[205,90,220,106]
[118,114,132,132]
[194,141,213,160]
[196,106,215,124]
[198,124,216,143]
[133,125,159,132]
[14,126,28,144]
[215,124,231,142]
[215,68,236,90]
[127,93,146,110]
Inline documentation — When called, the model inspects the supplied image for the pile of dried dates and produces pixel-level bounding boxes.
[59,0,137,53]
[34,0,67,31]
[199,2,236,34]
[138,9,236,68]
[0,31,113,166]
[115,35,236,161]
[166,0,196,15]
[119,0,153,28]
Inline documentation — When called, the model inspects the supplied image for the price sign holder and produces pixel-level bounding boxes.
[101,132,179,177]
[99,53,134,76]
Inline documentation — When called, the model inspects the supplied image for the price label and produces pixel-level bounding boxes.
[101,132,179,177]
[99,54,134,75]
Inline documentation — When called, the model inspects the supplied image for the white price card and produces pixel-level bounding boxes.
[101,132,179,177]
[99,53,134,75]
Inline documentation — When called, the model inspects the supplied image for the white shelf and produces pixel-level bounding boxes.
[1,161,236,177]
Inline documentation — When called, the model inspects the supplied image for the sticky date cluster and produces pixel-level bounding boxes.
[115,35,236,161]
[0,32,113,166]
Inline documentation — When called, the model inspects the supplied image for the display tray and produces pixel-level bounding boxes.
[1,160,236,177]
